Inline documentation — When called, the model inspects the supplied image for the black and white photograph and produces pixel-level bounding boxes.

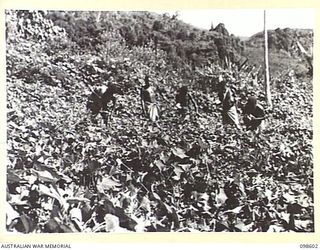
[5,8,314,234]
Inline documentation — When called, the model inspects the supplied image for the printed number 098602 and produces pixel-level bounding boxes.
[300,244,318,248]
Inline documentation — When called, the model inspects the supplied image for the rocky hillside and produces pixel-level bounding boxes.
[45,11,245,71]
[247,28,313,56]
[243,28,313,76]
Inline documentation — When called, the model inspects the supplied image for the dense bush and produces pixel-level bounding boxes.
[6,10,313,233]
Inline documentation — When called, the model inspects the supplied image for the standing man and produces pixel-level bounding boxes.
[175,85,198,117]
[243,96,266,131]
[140,75,159,123]
[217,75,240,129]
[87,80,123,126]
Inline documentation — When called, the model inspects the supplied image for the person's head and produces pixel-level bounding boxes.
[97,85,108,95]
[180,86,188,94]
[108,84,123,95]
[218,74,224,84]
[143,75,150,89]
[217,80,227,93]
[246,96,257,111]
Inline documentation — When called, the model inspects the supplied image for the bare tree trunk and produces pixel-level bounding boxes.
[264,10,272,109]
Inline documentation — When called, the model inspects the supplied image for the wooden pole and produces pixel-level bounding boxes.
[264,10,272,109]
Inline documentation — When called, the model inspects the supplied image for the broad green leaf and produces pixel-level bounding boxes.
[7,170,25,184]
[172,164,184,180]
[178,164,191,172]
[279,211,290,223]
[97,176,121,191]
[104,214,120,232]
[215,188,227,207]
[283,192,296,203]
[6,202,20,226]
[66,197,90,203]
[234,221,254,232]
[295,219,313,230]
[154,160,166,172]
[267,224,285,232]
[31,169,57,183]
[20,214,33,233]
[171,147,188,159]
[223,205,244,214]
[70,207,83,224]
[8,194,29,206]
[138,196,151,212]
[38,184,67,211]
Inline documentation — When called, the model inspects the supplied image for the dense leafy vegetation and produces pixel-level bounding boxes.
[6,10,313,233]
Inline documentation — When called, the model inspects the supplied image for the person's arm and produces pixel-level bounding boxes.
[222,89,234,110]
[140,89,146,114]
[111,96,117,114]
[247,114,266,121]
[188,93,198,114]
[247,106,266,121]
[156,86,168,102]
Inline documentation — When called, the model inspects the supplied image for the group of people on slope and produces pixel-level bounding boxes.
[140,75,199,123]
[87,74,266,131]
[217,75,266,131]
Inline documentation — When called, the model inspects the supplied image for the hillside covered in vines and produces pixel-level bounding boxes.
[6,10,313,233]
